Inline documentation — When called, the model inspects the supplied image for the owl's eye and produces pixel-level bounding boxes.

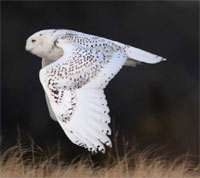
[32,39,36,43]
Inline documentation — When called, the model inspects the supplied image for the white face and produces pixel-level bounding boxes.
[25,30,63,60]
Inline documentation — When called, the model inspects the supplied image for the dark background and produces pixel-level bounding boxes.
[1,1,199,161]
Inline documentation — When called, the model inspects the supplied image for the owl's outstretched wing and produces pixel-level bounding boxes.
[39,40,127,153]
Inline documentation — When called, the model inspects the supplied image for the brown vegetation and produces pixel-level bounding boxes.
[0,138,199,178]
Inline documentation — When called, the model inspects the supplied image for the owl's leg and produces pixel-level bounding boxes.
[124,59,139,67]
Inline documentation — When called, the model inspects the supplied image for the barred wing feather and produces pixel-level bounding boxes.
[39,42,127,153]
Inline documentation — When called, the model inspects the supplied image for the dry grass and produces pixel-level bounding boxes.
[0,139,199,178]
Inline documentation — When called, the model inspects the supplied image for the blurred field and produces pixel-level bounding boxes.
[0,139,199,178]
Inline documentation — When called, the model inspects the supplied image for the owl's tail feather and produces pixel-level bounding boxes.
[126,46,166,64]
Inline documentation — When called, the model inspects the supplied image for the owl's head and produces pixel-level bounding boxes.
[25,29,64,60]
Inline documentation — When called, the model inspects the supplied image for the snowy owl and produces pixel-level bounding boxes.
[25,29,166,153]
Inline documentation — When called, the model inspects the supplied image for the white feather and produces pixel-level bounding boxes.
[126,46,166,64]
[45,95,57,121]
[83,52,127,89]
